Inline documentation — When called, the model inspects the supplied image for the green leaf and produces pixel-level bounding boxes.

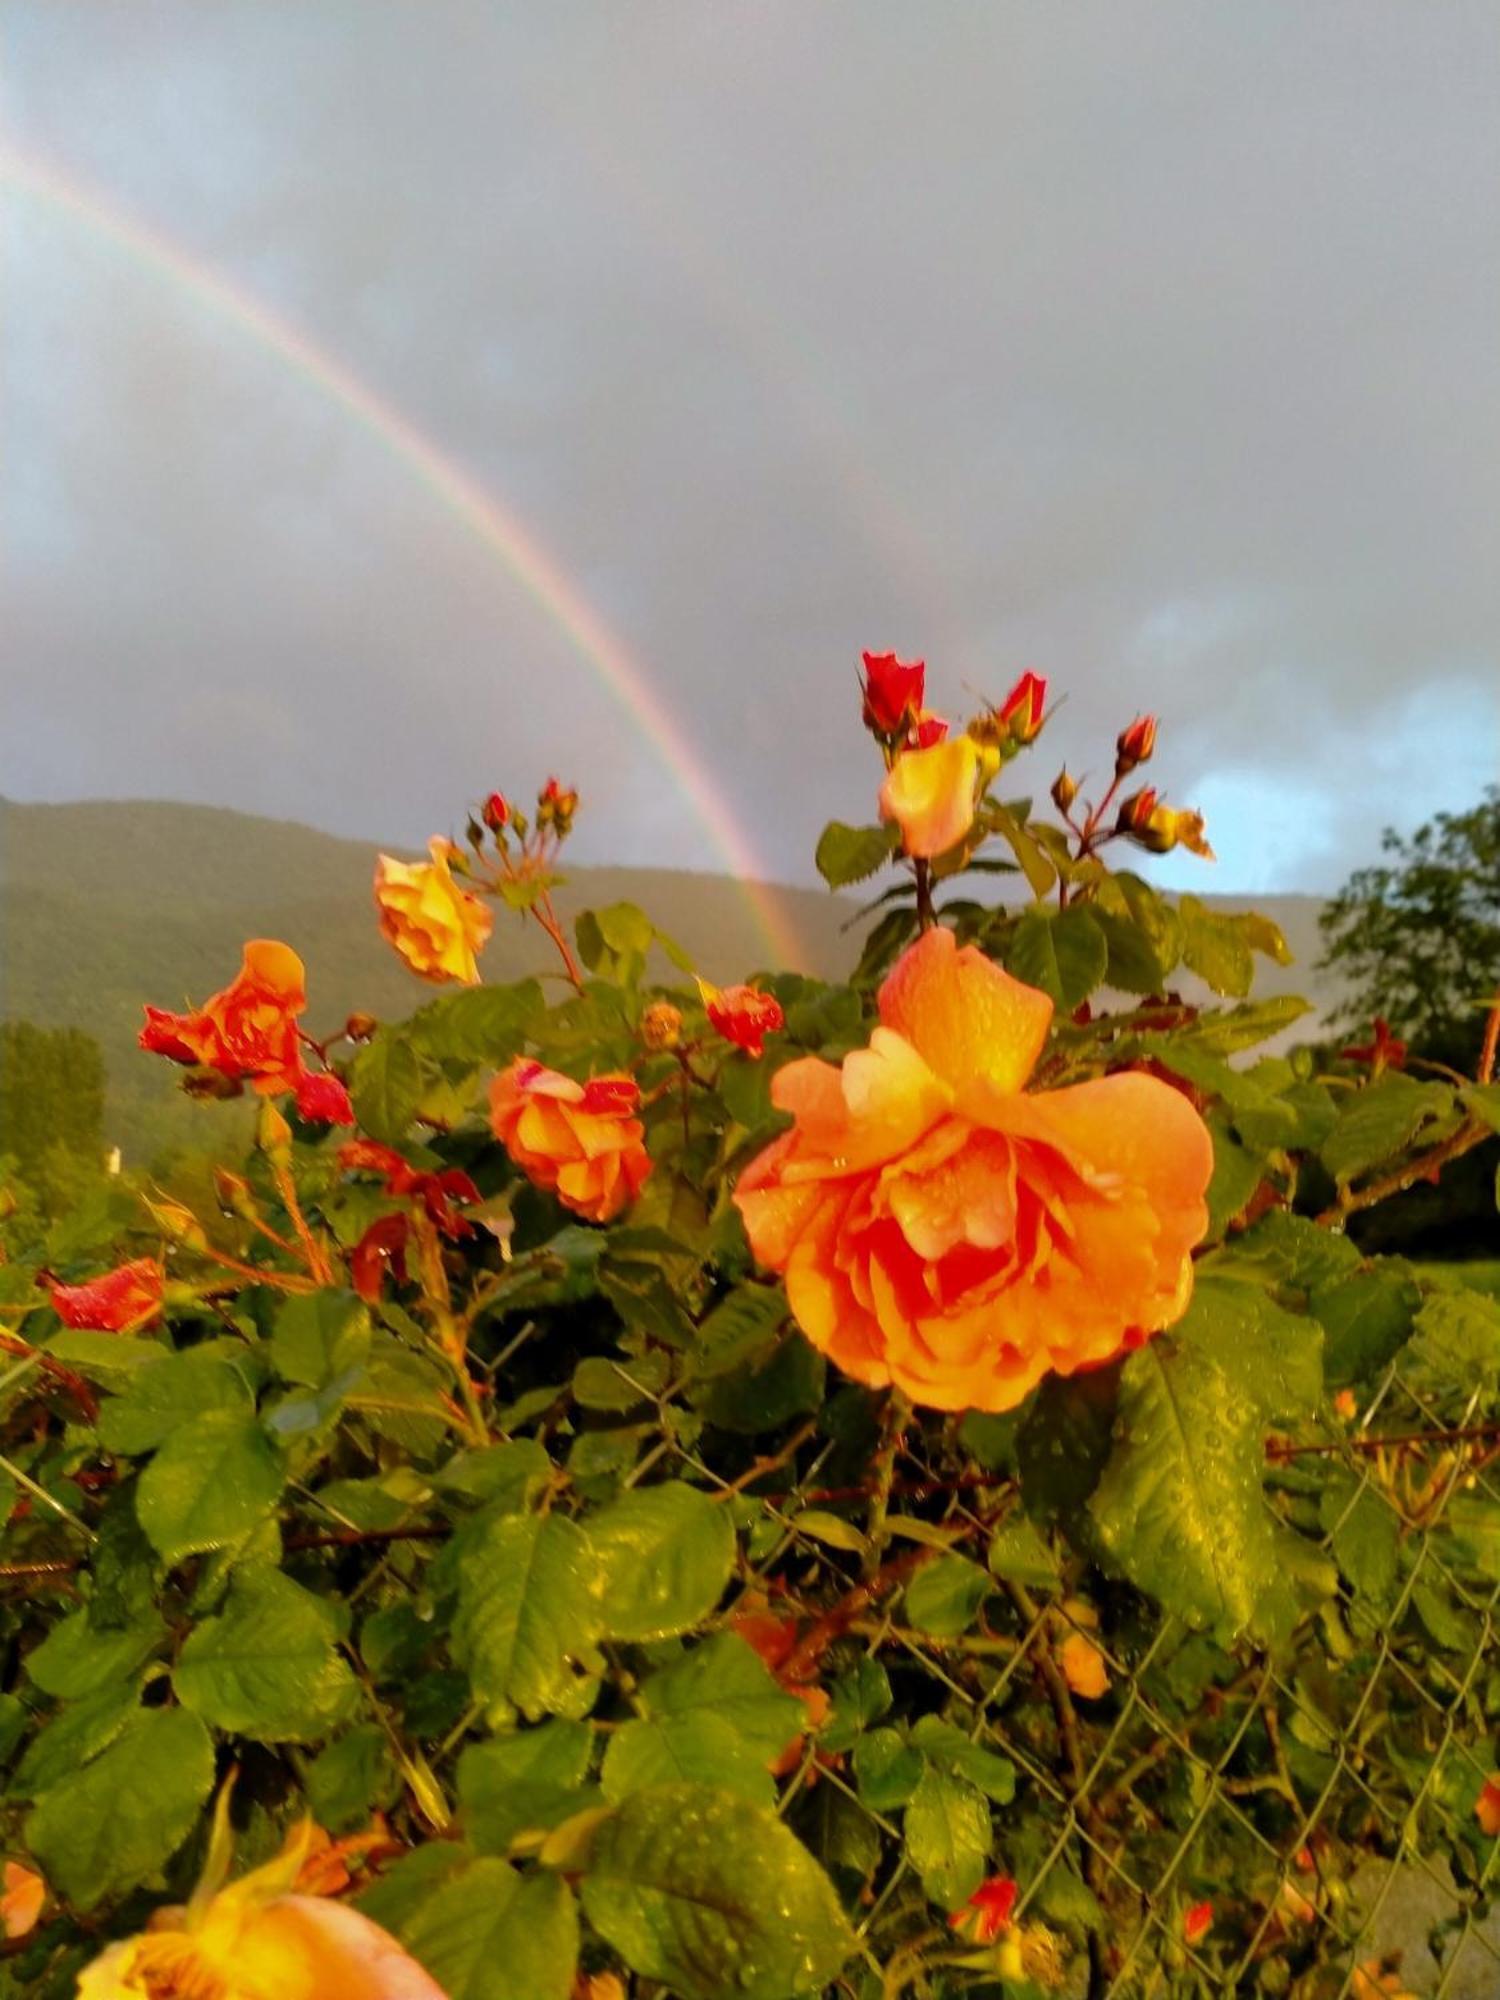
[815,820,900,889]
[401,1858,579,2000]
[271,1289,371,1388]
[458,1722,595,1852]
[12,1679,142,1798]
[1089,1336,1281,1643]
[692,1329,826,1434]
[453,1512,603,1722]
[853,1727,925,1811]
[98,1350,253,1456]
[1406,1289,1500,1391]
[1179,896,1253,998]
[24,1707,214,1909]
[350,1032,429,1143]
[691,1284,788,1380]
[1176,1276,1323,1425]
[791,1508,869,1556]
[904,1555,991,1636]
[135,1410,285,1565]
[408,980,543,1063]
[639,1635,803,1766]
[986,802,1056,900]
[24,1608,165,1699]
[602,1712,774,1806]
[1091,907,1169,995]
[591,1483,735,1641]
[45,1327,165,1389]
[1006,906,1108,1011]
[305,1725,399,1833]
[1311,1268,1420,1385]
[577,1784,853,2000]
[903,1765,991,1906]
[572,1352,670,1411]
[987,1515,1059,1589]
[1321,1476,1400,1612]
[174,1569,357,1742]
[909,1717,1016,1803]
[1321,1075,1453,1185]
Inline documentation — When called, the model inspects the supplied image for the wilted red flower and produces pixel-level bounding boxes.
[1116,714,1158,771]
[699,980,785,1058]
[50,1257,164,1334]
[998,671,1047,745]
[1183,1900,1214,1947]
[861,651,926,736]
[349,1213,410,1303]
[949,1875,1018,1944]
[489,1059,651,1223]
[337,1140,479,1239]
[293,1071,355,1125]
[140,940,306,1094]
[1341,1018,1408,1072]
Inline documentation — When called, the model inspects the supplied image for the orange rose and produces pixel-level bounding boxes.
[77,1820,443,2000]
[140,941,306,1093]
[374,837,493,985]
[734,927,1212,1412]
[878,736,984,858]
[49,1257,164,1334]
[489,1058,651,1223]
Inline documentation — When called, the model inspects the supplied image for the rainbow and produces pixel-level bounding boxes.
[0,143,809,971]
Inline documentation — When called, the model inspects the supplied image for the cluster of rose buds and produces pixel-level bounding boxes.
[1050,708,1215,863]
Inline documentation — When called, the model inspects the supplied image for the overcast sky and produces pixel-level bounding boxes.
[2,4,1496,893]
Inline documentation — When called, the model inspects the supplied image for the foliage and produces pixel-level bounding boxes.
[1318,785,1500,1063]
[0,1024,106,1215]
[1,689,1498,1999]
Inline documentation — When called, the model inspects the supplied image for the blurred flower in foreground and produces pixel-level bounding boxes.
[1,1862,44,1940]
[1183,1900,1214,1947]
[75,1815,443,2000]
[375,837,493,985]
[949,1875,1017,1944]
[1475,1774,1500,1835]
[49,1257,164,1334]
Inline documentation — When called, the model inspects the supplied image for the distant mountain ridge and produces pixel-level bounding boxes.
[0,797,1338,1159]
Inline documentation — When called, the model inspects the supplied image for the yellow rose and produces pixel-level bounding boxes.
[877,736,983,858]
[374,836,493,984]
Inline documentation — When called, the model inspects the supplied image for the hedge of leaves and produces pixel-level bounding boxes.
[2,669,1499,1999]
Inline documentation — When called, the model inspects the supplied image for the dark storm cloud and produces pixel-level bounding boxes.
[2,2,1496,889]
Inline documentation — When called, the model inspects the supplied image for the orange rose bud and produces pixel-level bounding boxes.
[1115,713,1158,773]
[949,1875,1018,1945]
[1059,1630,1110,1700]
[344,1011,379,1043]
[1476,1775,1500,1836]
[699,980,785,1058]
[998,670,1047,745]
[878,736,984,858]
[481,790,510,833]
[537,776,579,832]
[734,927,1212,1411]
[490,1058,652,1223]
[1183,1900,1214,1947]
[374,836,493,985]
[49,1257,165,1334]
[1050,768,1079,814]
[294,1070,355,1125]
[860,650,926,737]
[641,1000,684,1051]
[140,940,307,1094]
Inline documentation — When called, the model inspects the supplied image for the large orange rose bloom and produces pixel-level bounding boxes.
[139,941,306,1094]
[374,837,493,985]
[733,927,1213,1412]
[489,1058,652,1223]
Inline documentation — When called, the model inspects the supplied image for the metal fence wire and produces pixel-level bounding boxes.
[598,1335,1500,2000]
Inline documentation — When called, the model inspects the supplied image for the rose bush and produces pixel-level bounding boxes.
[1,682,1498,2000]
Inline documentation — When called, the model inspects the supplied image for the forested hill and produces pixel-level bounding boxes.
[0,797,1333,1161]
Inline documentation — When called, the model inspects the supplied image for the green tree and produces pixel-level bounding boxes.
[1319,785,1500,1064]
[0,1022,107,1177]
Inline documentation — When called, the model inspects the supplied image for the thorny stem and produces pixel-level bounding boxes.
[271,1160,333,1285]
[862,1388,912,1581]
[532,886,586,993]
[1315,1117,1491,1227]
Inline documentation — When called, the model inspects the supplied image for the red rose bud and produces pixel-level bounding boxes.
[698,979,786,1058]
[998,670,1047,745]
[908,709,950,750]
[860,651,926,737]
[949,1876,1018,1945]
[1115,714,1158,773]
[1116,786,1161,838]
[537,777,579,832]
[294,1070,356,1125]
[481,791,510,833]
[1183,1901,1214,1947]
[1050,768,1079,813]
